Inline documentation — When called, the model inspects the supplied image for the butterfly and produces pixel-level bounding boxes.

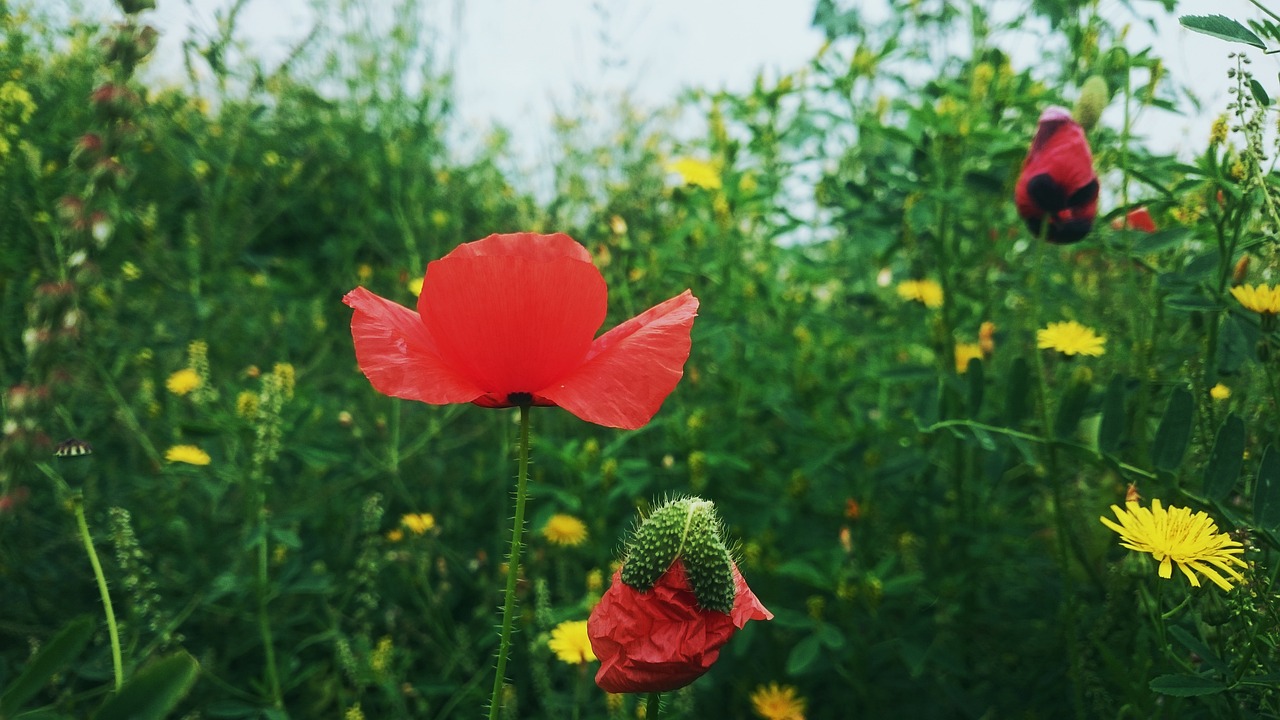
[1014,106,1099,244]
[54,438,93,457]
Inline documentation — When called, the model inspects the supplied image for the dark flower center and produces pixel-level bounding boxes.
[507,392,534,406]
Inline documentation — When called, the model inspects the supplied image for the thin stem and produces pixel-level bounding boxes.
[257,512,283,707]
[72,495,123,691]
[646,691,663,719]
[488,404,532,720]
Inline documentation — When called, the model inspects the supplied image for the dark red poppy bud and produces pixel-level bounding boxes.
[71,134,104,170]
[90,83,140,118]
[56,196,85,224]
[587,498,771,693]
[1014,106,1099,244]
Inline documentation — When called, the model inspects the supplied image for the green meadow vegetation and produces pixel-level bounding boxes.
[6,0,1280,717]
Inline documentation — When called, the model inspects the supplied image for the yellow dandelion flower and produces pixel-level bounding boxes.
[954,343,984,373]
[896,279,944,309]
[1231,284,1280,315]
[357,264,373,282]
[400,513,435,535]
[1037,320,1106,357]
[165,368,202,396]
[542,514,588,546]
[165,444,211,466]
[666,157,722,190]
[386,529,404,543]
[408,277,424,297]
[1210,383,1231,401]
[547,620,596,664]
[1100,499,1247,591]
[750,682,807,720]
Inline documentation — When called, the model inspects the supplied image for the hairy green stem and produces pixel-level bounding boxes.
[73,495,123,691]
[646,691,663,718]
[488,404,532,720]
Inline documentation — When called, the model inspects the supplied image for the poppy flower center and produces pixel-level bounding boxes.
[507,391,533,406]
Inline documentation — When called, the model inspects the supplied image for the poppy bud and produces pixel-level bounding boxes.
[588,497,771,693]
[70,133,104,170]
[1014,106,1099,244]
[1073,76,1109,132]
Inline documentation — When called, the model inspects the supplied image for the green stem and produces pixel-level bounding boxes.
[646,691,663,719]
[257,497,282,702]
[488,404,532,720]
[72,495,123,691]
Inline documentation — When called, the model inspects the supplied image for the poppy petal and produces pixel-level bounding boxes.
[542,291,699,430]
[343,287,486,404]
[419,241,607,400]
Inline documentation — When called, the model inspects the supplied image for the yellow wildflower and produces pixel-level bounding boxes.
[165,445,211,466]
[666,157,722,190]
[750,683,807,720]
[408,277,424,297]
[542,514,588,546]
[165,368,202,396]
[1210,383,1231,401]
[547,620,596,664]
[954,343,984,373]
[386,529,404,543]
[895,279,944,309]
[1037,320,1106,357]
[400,513,435,535]
[1101,499,1247,591]
[1231,284,1280,315]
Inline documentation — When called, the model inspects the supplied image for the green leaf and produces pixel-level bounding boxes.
[966,358,984,418]
[785,634,823,675]
[1053,377,1091,440]
[1253,445,1280,533]
[93,652,199,720]
[1149,672,1228,697]
[1168,626,1230,676]
[1179,15,1266,50]
[1151,387,1194,472]
[1204,414,1246,501]
[1003,358,1031,426]
[0,616,94,717]
[1251,78,1272,107]
[1097,374,1128,455]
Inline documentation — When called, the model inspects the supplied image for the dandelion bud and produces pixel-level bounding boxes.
[1233,254,1251,285]
[1073,76,1109,131]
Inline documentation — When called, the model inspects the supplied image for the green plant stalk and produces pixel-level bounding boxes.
[1028,232,1086,720]
[488,404,532,720]
[646,691,662,719]
[256,508,283,708]
[72,495,123,691]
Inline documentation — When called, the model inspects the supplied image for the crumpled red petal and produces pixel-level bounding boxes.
[343,286,486,404]
[588,561,771,694]
[541,291,699,430]
[419,235,607,398]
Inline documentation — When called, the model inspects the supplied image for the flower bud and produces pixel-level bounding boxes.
[70,133,104,170]
[1073,75,1109,131]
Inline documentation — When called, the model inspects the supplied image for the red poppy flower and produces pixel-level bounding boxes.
[1014,106,1099,244]
[1110,207,1156,233]
[343,232,698,430]
[588,561,772,694]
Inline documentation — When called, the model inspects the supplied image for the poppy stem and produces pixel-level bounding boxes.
[645,691,663,718]
[488,404,532,720]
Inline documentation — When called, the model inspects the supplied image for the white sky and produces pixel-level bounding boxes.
[82,0,1275,181]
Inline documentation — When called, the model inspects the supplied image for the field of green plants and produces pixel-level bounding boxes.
[8,0,1280,717]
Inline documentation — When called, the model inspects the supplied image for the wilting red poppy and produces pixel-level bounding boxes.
[1014,106,1099,244]
[588,561,772,693]
[343,232,698,430]
[1111,207,1156,233]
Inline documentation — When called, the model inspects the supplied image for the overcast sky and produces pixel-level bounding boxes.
[84,0,1271,178]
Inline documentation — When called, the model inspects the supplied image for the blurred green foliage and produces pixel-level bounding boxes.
[5,0,1280,718]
